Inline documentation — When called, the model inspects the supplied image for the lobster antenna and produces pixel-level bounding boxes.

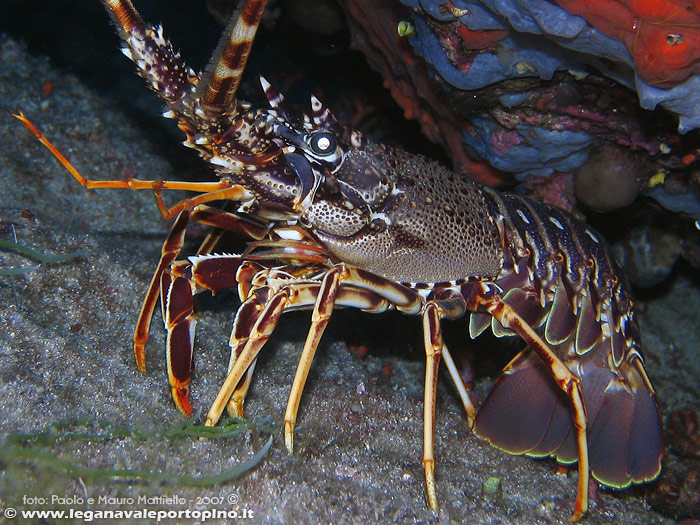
[199,0,267,110]
[103,0,146,37]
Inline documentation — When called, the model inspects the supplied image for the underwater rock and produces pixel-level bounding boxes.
[574,144,642,212]
[343,0,700,218]
[614,226,683,288]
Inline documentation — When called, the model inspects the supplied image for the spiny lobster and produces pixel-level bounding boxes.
[13,0,663,519]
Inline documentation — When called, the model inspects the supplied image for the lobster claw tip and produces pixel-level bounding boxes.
[171,386,194,418]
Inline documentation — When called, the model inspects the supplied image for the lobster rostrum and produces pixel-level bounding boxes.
[12,0,663,519]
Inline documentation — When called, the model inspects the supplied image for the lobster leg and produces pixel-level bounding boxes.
[219,273,395,418]
[202,264,486,510]
[224,263,320,419]
[421,290,473,511]
[135,210,191,373]
[277,267,425,452]
[421,302,444,511]
[468,285,589,520]
[185,206,266,408]
[224,289,267,419]
[227,264,405,421]
[153,207,267,414]
[226,270,395,418]
[192,207,267,408]
[173,262,420,422]
[430,289,475,427]
[146,205,265,368]
[206,287,290,426]
[441,345,476,429]
[162,268,199,415]
[223,263,293,419]
[283,267,341,452]
[213,257,424,427]
[201,262,499,510]
[282,265,418,451]
[163,251,249,415]
[205,262,421,428]
[192,204,268,246]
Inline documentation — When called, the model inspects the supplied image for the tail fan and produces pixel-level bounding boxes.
[474,347,663,487]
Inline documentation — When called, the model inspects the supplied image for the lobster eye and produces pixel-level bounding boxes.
[308,131,337,156]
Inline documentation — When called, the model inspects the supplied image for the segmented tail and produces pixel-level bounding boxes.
[473,190,663,489]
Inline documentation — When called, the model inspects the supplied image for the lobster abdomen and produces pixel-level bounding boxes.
[473,190,663,488]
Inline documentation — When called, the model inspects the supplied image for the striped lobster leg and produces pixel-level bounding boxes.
[156,206,267,415]
[162,252,245,416]
[204,264,422,429]
[202,263,482,512]
[163,258,275,419]
[9,110,256,386]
